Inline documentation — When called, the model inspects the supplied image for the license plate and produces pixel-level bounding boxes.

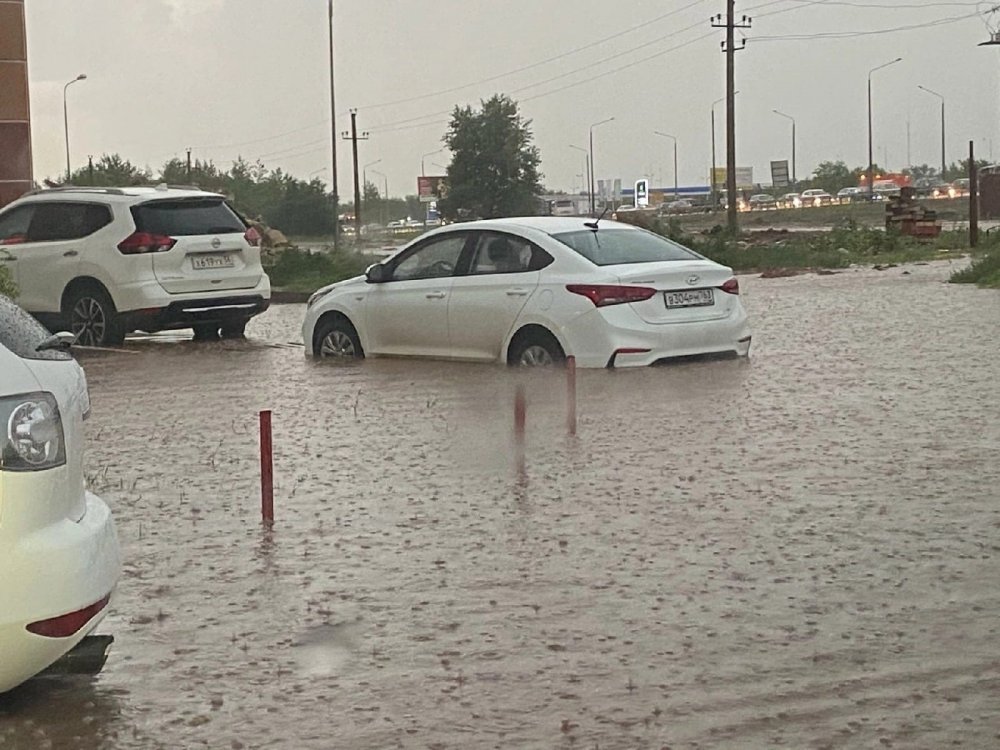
[665,288,714,308]
[191,254,235,270]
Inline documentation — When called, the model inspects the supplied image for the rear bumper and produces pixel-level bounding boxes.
[561,303,752,368]
[121,294,270,332]
[0,490,120,693]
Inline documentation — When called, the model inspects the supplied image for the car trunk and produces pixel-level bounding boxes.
[606,260,738,324]
[132,198,263,295]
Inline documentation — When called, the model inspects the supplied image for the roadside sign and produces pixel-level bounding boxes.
[711,166,754,190]
[771,160,790,187]
[635,179,649,207]
[417,175,446,203]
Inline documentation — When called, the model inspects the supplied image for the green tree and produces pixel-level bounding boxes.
[903,164,940,183]
[160,157,225,191]
[438,94,542,220]
[943,159,990,182]
[69,153,151,186]
[808,161,853,194]
[0,264,16,299]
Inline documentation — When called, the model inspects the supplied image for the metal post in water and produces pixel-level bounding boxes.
[260,410,274,525]
[566,356,577,437]
[514,386,526,475]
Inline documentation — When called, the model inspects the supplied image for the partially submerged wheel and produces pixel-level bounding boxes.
[65,287,125,347]
[509,330,565,367]
[314,316,363,359]
[191,323,220,341]
[220,318,249,339]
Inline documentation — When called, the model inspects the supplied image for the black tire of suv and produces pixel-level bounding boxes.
[65,287,125,348]
[220,318,249,339]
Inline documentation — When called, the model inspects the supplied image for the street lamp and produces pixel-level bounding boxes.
[362,159,381,225]
[421,148,444,177]
[63,74,87,183]
[917,85,946,179]
[569,144,590,202]
[327,0,340,251]
[867,57,903,196]
[653,132,679,199]
[370,168,388,227]
[589,117,614,215]
[772,109,796,185]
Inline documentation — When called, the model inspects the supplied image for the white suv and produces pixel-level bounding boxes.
[0,186,271,346]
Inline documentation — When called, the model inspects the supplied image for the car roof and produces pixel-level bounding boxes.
[445,217,642,235]
[19,186,226,203]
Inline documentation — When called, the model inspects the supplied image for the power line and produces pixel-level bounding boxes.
[751,9,982,40]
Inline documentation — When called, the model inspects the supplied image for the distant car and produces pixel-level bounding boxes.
[778,192,802,209]
[0,186,271,346]
[303,217,751,369]
[872,181,902,199]
[550,199,577,217]
[951,178,970,197]
[800,189,834,207]
[837,187,865,203]
[748,194,777,210]
[932,183,957,199]
[657,199,694,215]
[0,296,120,694]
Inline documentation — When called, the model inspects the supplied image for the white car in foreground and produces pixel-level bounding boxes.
[0,295,120,693]
[303,217,750,368]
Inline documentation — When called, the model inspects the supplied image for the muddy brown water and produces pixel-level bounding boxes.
[2,261,999,749]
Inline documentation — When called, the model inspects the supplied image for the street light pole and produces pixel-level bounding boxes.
[589,117,614,215]
[569,144,589,207]
[868,57,903,197]
[917,85,946,178]
[363,159,381,226]
[63,74,87,183]
[772,109,796,185]
[421,148,444,178]
[653,132,679,199]
[328,0,340,251]
[370,168,388,227]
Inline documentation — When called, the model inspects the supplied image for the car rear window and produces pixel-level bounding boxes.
[131,198,246,237]
[0,295,72,361]
[552,228,700,266]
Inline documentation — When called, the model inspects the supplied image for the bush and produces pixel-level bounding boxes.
[0,264,16,299]
[263,246,378,293]
[950,251,1000,288]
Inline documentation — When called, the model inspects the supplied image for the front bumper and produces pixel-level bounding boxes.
[560,303,752,368]
[0,491,121,693]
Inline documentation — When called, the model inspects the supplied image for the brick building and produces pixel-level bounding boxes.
[0,0,31,207]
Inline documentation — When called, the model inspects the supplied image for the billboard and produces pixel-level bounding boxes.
[635,179,649,207]
[770,160,790,188]
[710,166,754,190]
[417,175,447,203]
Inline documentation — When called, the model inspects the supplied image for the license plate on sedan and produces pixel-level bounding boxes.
[665,288,714,308]
[191,254,235,270]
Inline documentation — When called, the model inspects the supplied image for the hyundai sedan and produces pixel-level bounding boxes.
[0,295,120,693]
[302,217,751,368]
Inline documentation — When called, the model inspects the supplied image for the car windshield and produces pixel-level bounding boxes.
[131,198,246,236]
[552,228,700,266]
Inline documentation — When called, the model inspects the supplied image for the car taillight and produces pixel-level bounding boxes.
[720,278,740,295]
[244,226,261,247]
[566,284,657,307]
[117,232,176,255]
[27,594,111,638]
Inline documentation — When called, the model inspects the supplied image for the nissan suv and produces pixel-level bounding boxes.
[0,186,271,346]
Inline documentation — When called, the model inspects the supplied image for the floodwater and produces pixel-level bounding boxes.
[2,260,999,749]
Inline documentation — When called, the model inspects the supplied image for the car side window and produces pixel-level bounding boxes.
[26,202,112,243]
[391,235,467,281]
[0,205,35,245]
[469,233,553,275]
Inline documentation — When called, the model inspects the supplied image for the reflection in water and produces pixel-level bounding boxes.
[7,262,999,749]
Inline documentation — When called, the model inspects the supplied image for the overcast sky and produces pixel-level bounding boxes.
[23,0,1000,197]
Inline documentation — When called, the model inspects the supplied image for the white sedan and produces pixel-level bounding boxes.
[302,217,751,368]
[0,295,120,693]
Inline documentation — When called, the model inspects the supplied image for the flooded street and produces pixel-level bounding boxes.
[2,260,999,749]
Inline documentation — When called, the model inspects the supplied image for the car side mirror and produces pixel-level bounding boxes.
[365,263,389,283]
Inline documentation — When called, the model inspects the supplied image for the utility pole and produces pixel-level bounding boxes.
[186,148,192,181]
[328,0,340,251]
[87,155,94,185]
[341,109,369,240]
[712,3,750,234]
[969,140,979,248]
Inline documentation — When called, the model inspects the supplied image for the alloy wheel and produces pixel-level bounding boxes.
[320,330,356,358]
[71,297,107,347]
[519,345,554,367]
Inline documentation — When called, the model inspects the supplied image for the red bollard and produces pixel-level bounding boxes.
[566,356,577,437]
[514,385,526,475]
[259,410,273,525]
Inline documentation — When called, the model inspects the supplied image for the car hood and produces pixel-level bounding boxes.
[310,275,366,305]
[0,345,42,395]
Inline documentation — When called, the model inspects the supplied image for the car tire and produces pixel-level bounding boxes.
[220,319,249,339]
[65,286,125,348]
[192,324,220,341]
[508,330,565,367]
[314,315,364,359]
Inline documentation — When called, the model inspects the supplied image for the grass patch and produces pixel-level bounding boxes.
[950,251,1000,288]
[263,246,380,293]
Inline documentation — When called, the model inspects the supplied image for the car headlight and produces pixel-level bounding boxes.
[1,393,66,471]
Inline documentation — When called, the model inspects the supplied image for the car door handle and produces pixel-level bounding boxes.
[63,250,79,257]
[506,289,529,297]
[425,291,446,299]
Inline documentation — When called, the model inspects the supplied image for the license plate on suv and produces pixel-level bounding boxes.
[665,288,714,308]
[191,254,235,270]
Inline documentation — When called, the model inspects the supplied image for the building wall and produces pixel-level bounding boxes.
[0,0,31,207]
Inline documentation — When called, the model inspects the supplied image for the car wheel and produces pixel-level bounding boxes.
[509,330,565,367]
[220,319,249,339]
[192,324,220,341]
[314,316,364,359]
[65,287,125,347]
